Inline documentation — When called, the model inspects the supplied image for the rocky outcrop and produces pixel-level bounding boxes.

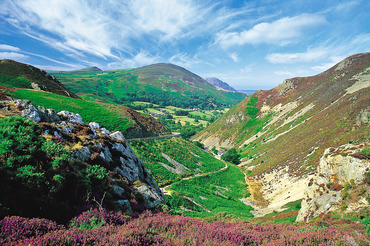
[297,143,370,222]
[6,99,165,213]
[15,99,61,122]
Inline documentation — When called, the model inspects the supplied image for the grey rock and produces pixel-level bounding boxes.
[112,185,126,197]
[61,126,74,135]
[46,108,60,122]
[117,200,132,213]
[89,122,100,130]
[72,147,91,162]
[100,128,111,136]
[104,146,113,163]
[21,108,41,122]
[58,110,83,124]
[110,131,125,141]
[136,184,164,208]
[53,131,62,138]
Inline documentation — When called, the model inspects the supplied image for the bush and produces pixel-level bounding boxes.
[193,141,204,149]
[0,116,112,223]
[221,149,241,164]
[69,208,129,229]
[366,171,370,185]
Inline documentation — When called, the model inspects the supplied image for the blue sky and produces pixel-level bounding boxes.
[0,0,369,90]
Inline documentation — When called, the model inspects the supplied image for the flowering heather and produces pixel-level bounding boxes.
[69,208,129,229]
[1,211,369,245]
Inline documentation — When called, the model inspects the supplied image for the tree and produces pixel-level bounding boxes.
[193,141,204,149]
[221,149,241,164]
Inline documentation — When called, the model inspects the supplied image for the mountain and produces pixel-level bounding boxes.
[193,53,370,215]
[50,63,246,109]
[238,89,258,95]
[0,60,170,138]
[0,59,79,98]
[51,66,102,74]
[205,77,237,92]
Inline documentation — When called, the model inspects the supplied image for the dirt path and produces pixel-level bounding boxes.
[127,132,180,142]
[161,157,228,211]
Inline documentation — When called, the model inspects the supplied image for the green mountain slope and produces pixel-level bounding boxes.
[129,137,253,219]
[50,63,246,109]
[194,52,370,176]
[0,60,170,138]
[0,59,79,98]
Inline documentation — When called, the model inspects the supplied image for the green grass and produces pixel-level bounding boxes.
[168,163,253,219]
[0,75,32,89]
[50,64,246,109]
[130,138,224,186]
[11,89,134,134]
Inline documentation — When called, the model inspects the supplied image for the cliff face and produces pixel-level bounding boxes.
[297,143,370,222]
[0,98,165,216]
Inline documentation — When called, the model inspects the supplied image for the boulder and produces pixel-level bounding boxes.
[89,122,100,130]
[57,110,83,124]
[110,131,125,141]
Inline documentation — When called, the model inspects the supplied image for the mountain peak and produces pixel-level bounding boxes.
[205,77,237,92]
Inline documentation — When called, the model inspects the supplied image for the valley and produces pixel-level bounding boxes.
[0,53,369,245]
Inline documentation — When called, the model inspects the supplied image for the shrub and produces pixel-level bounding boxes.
[0,216,61,243]
[69,208,129,229]
[366,171,370,185]
[361,146,370,159]
[193,141,204,149]
[85,165,109,181]
[221,149,241,164]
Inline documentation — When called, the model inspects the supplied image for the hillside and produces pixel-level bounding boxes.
[205,77,237,92]
[50,63,246,109]
[0,111,164,223]
[0,59,79,98]
[194,53,370,215]
[0,61,170,139]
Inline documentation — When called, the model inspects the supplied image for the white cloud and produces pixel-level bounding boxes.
[2,0,255,61]
[230,52,239,62]
[0,44,20,51]
[266,49,328,64]
[241,64,253,73]
[107,51,160,69]
[0,52,28,60]
[169,53,202,69]
[274,71,293,76]
[216,13,326,48]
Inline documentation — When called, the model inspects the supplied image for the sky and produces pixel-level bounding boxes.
[0,0,369,90]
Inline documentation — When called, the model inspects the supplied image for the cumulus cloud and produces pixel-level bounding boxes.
[216,13,326,48]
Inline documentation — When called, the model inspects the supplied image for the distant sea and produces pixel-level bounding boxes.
[238,90,258,95]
